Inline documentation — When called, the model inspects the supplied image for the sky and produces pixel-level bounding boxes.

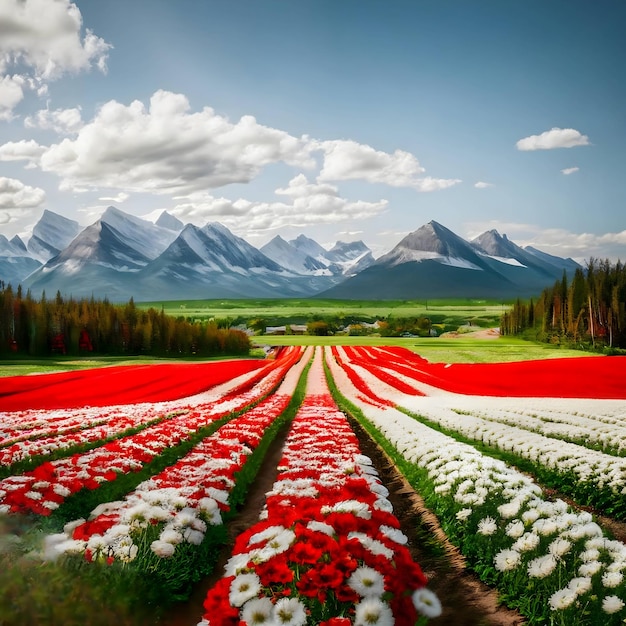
[0,0,625,263]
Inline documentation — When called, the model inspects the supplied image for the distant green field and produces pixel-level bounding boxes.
[138,297,508,325]
[251,334,592,364]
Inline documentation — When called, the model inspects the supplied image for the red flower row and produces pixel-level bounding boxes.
[200,349,435,626]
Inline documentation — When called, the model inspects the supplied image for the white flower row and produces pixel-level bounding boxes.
[333,347,626,498]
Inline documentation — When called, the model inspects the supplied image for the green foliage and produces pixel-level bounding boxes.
[0,283,251,358]
[502,259,626,350]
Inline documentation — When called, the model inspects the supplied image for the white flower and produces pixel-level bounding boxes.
[354,598,394,626]
[602,595,625,614]
[548,538,572,559]
[494,549,521,572]
[306,520,335,536]
[533,518,558,536]
[348,532,394,559]
[579,561,602,577]
[549,588,577,611]
[230,573,262,607]
[249,525,287,546]
[601,570,623,588]
[477,517,498,536]
[348,566,385,597]
[512,532,540,553]
[505,520,525,538]
[527,555,558,579]
[412,587,442,618]
[273,597,307,626]
[379,525,408,545]
[497,500,521,519]
[456,508,472,521]
[183,528,205,545]
[150,540,175,558]
[567,577,592,597]
[241,597,274,624]
[160,529,183,545]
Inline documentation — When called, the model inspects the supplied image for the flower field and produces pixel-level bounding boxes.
[1,345,625,625]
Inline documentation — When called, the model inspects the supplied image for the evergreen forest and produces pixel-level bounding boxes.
[500,258,626,351]
[0,283,250,358]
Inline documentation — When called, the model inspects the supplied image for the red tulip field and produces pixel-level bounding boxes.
[1,346,625,625]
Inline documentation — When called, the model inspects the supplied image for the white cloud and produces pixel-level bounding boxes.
[98,192,130,204]
[516,128,590,151]
[0,139,46,166]
[0,0,111,81]
[0,176,46,227]
[561,167,579,175]
[314,139,461,191]
[0,74,25,120]
[25,106,83,134]
[474,181,494,189]
[170,174,387,235]
[36,90,314,194]
[0,0,110,119]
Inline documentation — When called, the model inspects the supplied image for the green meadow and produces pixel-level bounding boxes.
[138,297,508,329]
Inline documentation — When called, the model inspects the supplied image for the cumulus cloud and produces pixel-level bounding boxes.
[0,139,46,166]
[25,106,83,134]
[0,176,46,227]
[561,167,579,175]
[516,128,590,151]
[314,139,461,191]
[170,174,387,235]
[0,0,110,80]
[0,74,25,120]
[0,0,110,119]
[474,181,494,189]
[34,90,314,194]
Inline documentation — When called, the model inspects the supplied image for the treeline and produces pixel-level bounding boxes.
[0,283,250,357]
[501,258,626,351]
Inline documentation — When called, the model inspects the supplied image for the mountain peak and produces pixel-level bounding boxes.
[155,211,184,231]
[28,209,81,261]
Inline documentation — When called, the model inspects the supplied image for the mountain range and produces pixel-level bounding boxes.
[0,207,580,301]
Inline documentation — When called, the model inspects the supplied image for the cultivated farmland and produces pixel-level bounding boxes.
[0,345,625,625]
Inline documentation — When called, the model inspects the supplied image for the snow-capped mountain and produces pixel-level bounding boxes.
[21,207,183,300]
[126,223,344,300]
[325,241,374,276]
[27,209,81,261]
[0,234,42,287]
[1,208,581,301]
[262,236,374,278]
[322,220,581,300]
[261,235,330,275]
[289,234,329,261]
[155,210,184,231]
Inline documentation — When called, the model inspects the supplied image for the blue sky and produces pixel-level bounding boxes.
[0,0,624,261]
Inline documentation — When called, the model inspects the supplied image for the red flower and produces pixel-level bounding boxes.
[255,557,294,586]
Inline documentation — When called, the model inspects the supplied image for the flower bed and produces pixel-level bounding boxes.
[326,346,626,624]
[345,345,626,399]
[0,359,267,411]
[333,346,626,519]
[0,347,304,518]
[199,348,439,626]
[42,347,313,599]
